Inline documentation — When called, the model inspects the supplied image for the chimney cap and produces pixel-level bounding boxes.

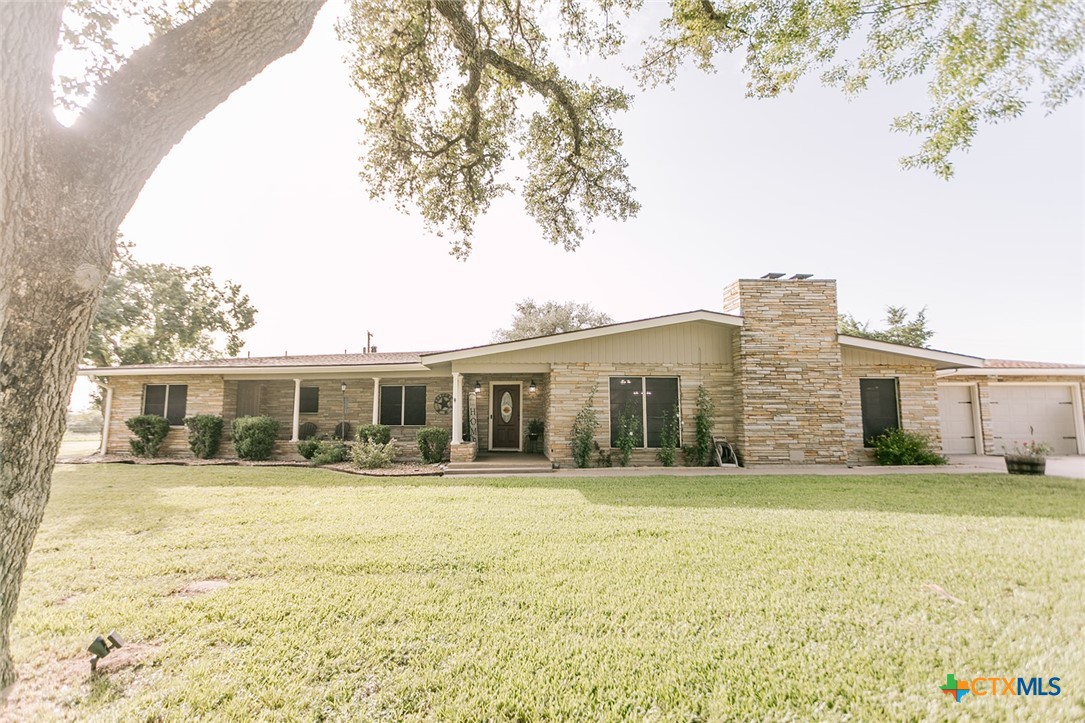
[760,272,786,279]
[789,273,813,280]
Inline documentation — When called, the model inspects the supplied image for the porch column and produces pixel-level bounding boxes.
[98,381,113,455]
[372,377,381,424]
[451,371,463,444]
[291,378,302,442]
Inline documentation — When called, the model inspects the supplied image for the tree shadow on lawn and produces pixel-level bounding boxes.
[52,465,1085,521]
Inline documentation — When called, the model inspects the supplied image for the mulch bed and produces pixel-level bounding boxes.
[61,455,443,477]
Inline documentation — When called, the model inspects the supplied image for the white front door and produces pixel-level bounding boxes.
[988,385,1078,455]
[938,385,977,455]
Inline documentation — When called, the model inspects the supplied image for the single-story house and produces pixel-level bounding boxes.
[80,276,1085,466]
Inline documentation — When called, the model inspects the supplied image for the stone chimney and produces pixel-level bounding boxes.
[723,277,847,464]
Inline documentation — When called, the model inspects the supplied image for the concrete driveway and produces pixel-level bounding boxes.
[947,455,1085,479]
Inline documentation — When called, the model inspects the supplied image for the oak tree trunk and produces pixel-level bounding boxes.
[0,0,326,695]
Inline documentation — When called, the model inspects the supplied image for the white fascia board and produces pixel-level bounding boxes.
[937,367,1085,378]
[421,310,743,364]
[79,363,432,378]
[838,335,985,369]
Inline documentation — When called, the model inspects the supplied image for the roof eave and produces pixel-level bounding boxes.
[79,362,432,377]
[937,367,1085,377]
[838,335,985,369]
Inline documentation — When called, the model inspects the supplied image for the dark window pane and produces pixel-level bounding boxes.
[165,385,188,426]
[609,377,643,447]
[300,386,319,414]
[379,386,402,425]
[645,378,680,448]
[143,385,166,417]
[860,378,899,446]
[403,385,427,426]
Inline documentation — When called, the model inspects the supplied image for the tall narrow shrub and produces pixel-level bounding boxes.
[657,404,680,467]
[570,385,599,468]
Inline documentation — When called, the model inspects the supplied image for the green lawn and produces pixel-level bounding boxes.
[9,466,1085,721]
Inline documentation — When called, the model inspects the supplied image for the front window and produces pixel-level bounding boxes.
[300,386,319,414]
[860,378,900,445]
[143,384,188,426]
[609,377,680,448]
[379,385,426,426]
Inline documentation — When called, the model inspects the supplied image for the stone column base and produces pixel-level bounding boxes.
[450,441,477,462]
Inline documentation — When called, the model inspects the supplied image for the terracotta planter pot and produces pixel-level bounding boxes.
[1005,455,1046,475]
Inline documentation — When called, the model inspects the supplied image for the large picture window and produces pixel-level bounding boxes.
[860,378,900,446]
[380,385,427,426]
[609,377,680,448]
[143,384,188,426]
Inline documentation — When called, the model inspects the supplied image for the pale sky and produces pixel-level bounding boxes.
[115,2,1085,370]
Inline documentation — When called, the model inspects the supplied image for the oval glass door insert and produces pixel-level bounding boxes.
[500,391,513,423]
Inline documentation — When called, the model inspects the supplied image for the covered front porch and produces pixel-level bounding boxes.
[222,368,550,461]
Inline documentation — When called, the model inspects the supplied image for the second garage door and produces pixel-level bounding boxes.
[988,385,1079,455]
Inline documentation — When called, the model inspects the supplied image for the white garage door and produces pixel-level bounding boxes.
[988,385,1078,456]
[938,386,977,454]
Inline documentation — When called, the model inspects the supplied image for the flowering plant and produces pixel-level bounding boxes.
[1003,441,1054,459]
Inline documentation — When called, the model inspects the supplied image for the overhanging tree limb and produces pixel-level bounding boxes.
[71,0,328,230]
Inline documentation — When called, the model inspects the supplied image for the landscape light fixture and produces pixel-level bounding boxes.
[88,631,124,672]
[341,381,347,393]
[529,380,537,393]
[474,380,482,394]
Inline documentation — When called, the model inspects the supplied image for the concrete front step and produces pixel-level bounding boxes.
[444,464,554,476]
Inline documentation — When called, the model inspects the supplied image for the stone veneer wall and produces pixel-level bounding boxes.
[841,360,941,464]
[545,363,735,468]
[222,379,377,441]
[102,375,225,456]
[723,279,847,464]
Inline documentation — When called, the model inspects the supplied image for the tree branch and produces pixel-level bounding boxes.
[434,0,583,154]
[0,1,64,132]
[70,0,327,230]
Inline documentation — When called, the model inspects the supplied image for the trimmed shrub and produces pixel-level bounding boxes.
[872,428,946,466]
[232,416,279,461]
[352,439,396,469]
[126,415,170,457]
[296,438,321,460]
[570,385,600,468]
[311,440,348,466]
[184,414,223,459]
[417,427,451,463]
[357,424,392,445]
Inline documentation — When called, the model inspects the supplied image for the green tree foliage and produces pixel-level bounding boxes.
[85,243,256,367]
[493,299,614,342]
[839,306,934,348]
[53,1,1084,257]
[638,0,1085,180]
